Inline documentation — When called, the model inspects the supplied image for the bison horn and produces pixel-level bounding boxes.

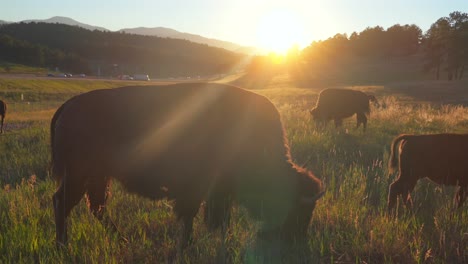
[301,191,325,204]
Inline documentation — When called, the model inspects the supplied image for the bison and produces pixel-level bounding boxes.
[51,83,324,250]
[388,134,468,212]
[309,88,377,132]
[0,99,6,133]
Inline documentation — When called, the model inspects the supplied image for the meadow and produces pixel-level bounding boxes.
[0,75,467,263]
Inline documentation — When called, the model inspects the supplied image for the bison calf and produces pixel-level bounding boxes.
[309,88,377,132]
[0,99,6,133]
[388,134,468,212]
[51,83,323,251]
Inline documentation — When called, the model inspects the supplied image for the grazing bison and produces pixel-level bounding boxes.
[388,134,468,212]
[51,83,323,249]
[0,99,6,133]
[309,88,377,131]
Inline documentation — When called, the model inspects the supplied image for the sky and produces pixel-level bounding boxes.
[1,0,467,51]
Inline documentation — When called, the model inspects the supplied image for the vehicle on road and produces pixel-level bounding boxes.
[133,74,150,81]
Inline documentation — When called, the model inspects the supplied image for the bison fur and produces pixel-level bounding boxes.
[51,83,324,251]
[388,134,468,213]
[309,88,377,132]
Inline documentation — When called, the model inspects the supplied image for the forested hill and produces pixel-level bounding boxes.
[0,22,246,77]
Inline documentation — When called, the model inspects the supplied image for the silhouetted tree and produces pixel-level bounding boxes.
[423,11,468,80]
[351,26,386,57]
[386,24,422,56]
[447,11,468,79]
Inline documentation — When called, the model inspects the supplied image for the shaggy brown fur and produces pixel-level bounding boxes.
[0,100,6,133]
[388,134,468,212]
[309,88,376,131]
[51,83,323,249]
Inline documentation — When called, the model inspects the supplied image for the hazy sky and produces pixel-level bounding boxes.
[2,0,467,50]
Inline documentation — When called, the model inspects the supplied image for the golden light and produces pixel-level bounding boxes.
[269,53,285,64]
[256,9,307,54]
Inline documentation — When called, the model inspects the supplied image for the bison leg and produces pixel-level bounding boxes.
[388,178,416,214]
[204,189,234,262]
[53,174,86,246]
[333,118,343,129]
[356,113,367,132]
[313,119,326,130]
[204,191,233,232]
[455,186,467,209]
[387,180,400,213]
[174,197,203,250]
[0,115,4,133]
[86,177,124,241]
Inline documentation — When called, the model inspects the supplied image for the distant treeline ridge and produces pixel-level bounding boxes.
[0,22,245,77]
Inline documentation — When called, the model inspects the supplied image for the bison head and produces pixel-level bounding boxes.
[308,108,318,117]
[279,169,324,243]
[309,108,326,129]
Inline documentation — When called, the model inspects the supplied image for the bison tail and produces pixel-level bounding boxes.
[388,135,408,174]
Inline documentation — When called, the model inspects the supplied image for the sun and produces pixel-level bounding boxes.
[256,9,307,54]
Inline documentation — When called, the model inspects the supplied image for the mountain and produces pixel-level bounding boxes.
[0,22,245,77]
[119,26,246,52]
[20,16,108,32]
[4,16,259,53]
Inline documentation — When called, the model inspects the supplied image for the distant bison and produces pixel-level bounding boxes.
[388,134,468,212]
[51,83,324,249]
[0,99,6,133]
[309,88,377,131]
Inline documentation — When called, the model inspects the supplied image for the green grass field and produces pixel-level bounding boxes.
[0,76,467,263]
[0,62,49,75]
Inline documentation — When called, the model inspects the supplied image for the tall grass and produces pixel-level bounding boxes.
[267,90,468,263]
[0,125,50,185]
[0,82,467,263]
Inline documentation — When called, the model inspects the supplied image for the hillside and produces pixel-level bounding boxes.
[2,16,254,52]
[0,22,246,77]
[120,26,246,52]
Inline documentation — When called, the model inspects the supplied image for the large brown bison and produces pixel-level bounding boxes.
[309,88,377,132]
[0,99,6,133]
[388,134,468,212]
[51,83,323,249]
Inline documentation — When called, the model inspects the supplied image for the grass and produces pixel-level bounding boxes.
[0,76,468,263]
[0,62,48,75]
[0,78,148,104]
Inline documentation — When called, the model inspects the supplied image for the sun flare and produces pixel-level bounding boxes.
[256,9,307,54]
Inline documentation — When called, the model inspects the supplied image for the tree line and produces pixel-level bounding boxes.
[248,11,467,83]
[0,22,245,77]
[0,34,87,73]
[1,12,466,81]
[423,11,468,80]
[302,24,422,61]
